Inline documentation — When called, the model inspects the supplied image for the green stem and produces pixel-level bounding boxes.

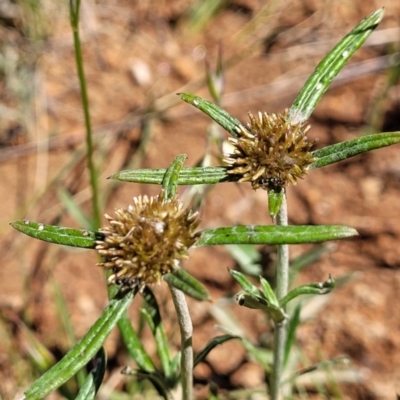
[169,284,193,400]
[270,193,289,399]
[70,0,101,229]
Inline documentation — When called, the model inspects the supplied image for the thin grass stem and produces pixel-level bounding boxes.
[69,0,101,229]
[270,194,289,399]
[169,284,193,400]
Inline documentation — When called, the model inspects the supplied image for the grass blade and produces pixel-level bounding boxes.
[225,244,261,276]
[58,187,92,230]
[196,225,358,246]
[283,303,301,367]
[289,8,384,122]
[24,290,135,399]
[194,335,240,367]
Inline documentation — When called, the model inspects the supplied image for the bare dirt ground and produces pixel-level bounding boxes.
[0,0,400,399]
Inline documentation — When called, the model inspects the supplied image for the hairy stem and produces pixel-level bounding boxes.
[70,0,101,230]
[169,285,193,400]
[270,193,289,399]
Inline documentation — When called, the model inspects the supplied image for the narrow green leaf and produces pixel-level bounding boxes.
[259,276,279,307]
[75,347,107,400]
[10,220,103,249]
[58,188,92,230]
[196,225,358,246]
[161,154,187,201]
[178,93,242,137]
[18,321,56,372]
[290,245,331,275]
[121,367,170,400]
[268,189,284,220]
[142,288,172,379]
[169,353,181,384]
[242,338,272,372]
[25,290,135,399]
[235,292,287,323]
[284,357,349,383]
[108,166,232,185]
[163,269,210,301]
[284,303,301,367]
[280,276,335,307]
[225,244,261,275]
[289,8,384,122]
[311,132,400,169]
[194,335,240,367]
[229,269,263,297]
[117,314,156,372]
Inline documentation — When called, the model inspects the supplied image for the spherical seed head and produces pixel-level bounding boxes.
[95,195,201,291]
[223,110,317,190]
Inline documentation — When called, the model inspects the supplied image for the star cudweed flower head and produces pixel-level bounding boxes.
[95,195,201,291]
[223,110,317,190]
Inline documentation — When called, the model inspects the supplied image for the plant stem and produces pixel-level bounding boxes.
[169,284,193,400]
[270,193,289,400]
[70,0,101,230]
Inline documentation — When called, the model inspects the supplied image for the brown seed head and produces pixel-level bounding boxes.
[95,195,201,291]
[223,110,317,190]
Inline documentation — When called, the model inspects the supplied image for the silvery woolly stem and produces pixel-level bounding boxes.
[169,284,193,400]
[270,193,289,399]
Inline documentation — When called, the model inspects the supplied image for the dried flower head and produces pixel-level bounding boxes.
[96,195,201,291]
[223,110,317,190]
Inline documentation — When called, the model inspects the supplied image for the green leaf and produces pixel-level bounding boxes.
[163,269,210,301]
[178,93,242,137]
[194,335,240,367]
[10,220,103,249]
[58,188,92,230]
[290,245,331,275]
[284,303,301,367]
[241,338,272,372]
[284,357,349,384]
[268,189,284,220]
[169,352,181,383]
[117,314,156,373]
[75,347,107,400]
[161,154,187,201]
[229,269,263,298]
[196,225,358,246]
[108,166,232,185]
[142,288,172,379]
[205,46,224,105]
[280,276,335,307]
[289,8,384,122]
[310,132,400,169]
[24,290,135,399]
[121,367,170,400]
[259,276,279,307]
[225,244,261,275]
[235,292,287,323]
